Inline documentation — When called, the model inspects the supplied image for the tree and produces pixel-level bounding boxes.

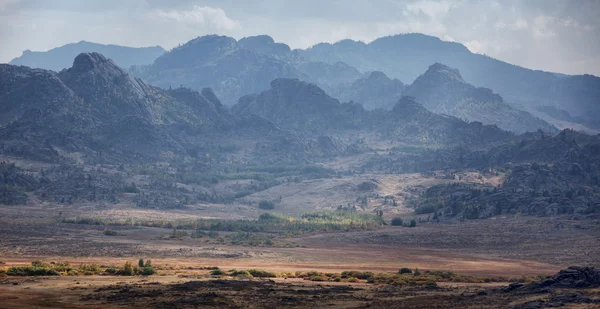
[391,217,404,226]
[258,200,275,210]
[409,219,417,227]
[414,268,421,276]
[138,259,145,268]
[398,268,412,274]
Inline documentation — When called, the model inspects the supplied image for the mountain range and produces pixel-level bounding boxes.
[8,33,594,134]
[298,33,600,131]
[9,41,165,72]
[1,51,599,218]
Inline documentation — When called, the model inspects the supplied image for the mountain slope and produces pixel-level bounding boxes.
[9,41,165,72]
[403,63,556,133]
[298,33,600,131]
[0,53,313,165]
[332,71,405,110]
[232,78,512,146]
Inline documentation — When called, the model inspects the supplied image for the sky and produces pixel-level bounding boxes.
[1,0,599,76]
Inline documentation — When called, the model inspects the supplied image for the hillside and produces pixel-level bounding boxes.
[9,41,165,72]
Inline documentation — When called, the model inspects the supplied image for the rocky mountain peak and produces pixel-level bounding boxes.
[71,52,116,73]
[391,96,429,116]
[422,63,466,84]
[238,35,291,57]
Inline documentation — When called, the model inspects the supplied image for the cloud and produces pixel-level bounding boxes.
[0,0,599,76]
[0,0,21,11]
[149,5,240,31]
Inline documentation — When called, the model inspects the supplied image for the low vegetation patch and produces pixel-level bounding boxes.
[6,260,156,277]
[62,210,385,235]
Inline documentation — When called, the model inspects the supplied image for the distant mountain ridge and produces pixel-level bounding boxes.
[9,41,165,72]
[15,33,597,134]
[297,33,600,131]
[129,34,361,106]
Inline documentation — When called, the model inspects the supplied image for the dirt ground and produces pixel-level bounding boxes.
[1,274,600,309]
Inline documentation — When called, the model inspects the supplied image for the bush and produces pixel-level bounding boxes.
[138,267,156,276]
[247,269,277,278]
[230,270,253,279]
[390,217,404,226]
[210,269,226,276]
[78,264,100,273]
[258,201,275,210]
[425,280,438,288]
[104,229,119,236]
[105,267,118,274]
[399,268,413,275]
[309,274,328,281]
[414,268,421,276]
[341,271,374,280]
[118,261,135,276]
[409,219,417,227]
[6,266,59,276]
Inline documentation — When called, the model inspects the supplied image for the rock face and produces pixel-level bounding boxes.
[506,266,600,308]
[9,41,165,72]
[535,266,600,288]
[404,63,556,134]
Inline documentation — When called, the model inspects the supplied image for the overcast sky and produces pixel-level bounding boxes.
[1,0,599,75]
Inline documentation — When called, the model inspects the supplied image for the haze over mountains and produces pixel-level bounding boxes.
[9,41,165,72]
[7,32,600,134]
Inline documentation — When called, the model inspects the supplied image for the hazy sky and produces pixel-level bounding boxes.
[1,0,599,75]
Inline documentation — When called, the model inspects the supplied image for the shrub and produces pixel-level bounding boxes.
[247,269,277,278]
[210,269,226,276]
[78,264,100,273]
[230,270,253,279]
[425,280,438,288]
[309,274,328,281]
[138,266,156,276]
[103,229,119,236]
[390,217,404,226]
[347,277,360,283]
[52,262,72,273]
[414,268,421,276]
[409,219,417,227]
[341,271,374,280]
[6,266,59,276]
[118,262,135,276]
[105,267,118,274]
[398,268,413,275]
[258,201,275,210]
